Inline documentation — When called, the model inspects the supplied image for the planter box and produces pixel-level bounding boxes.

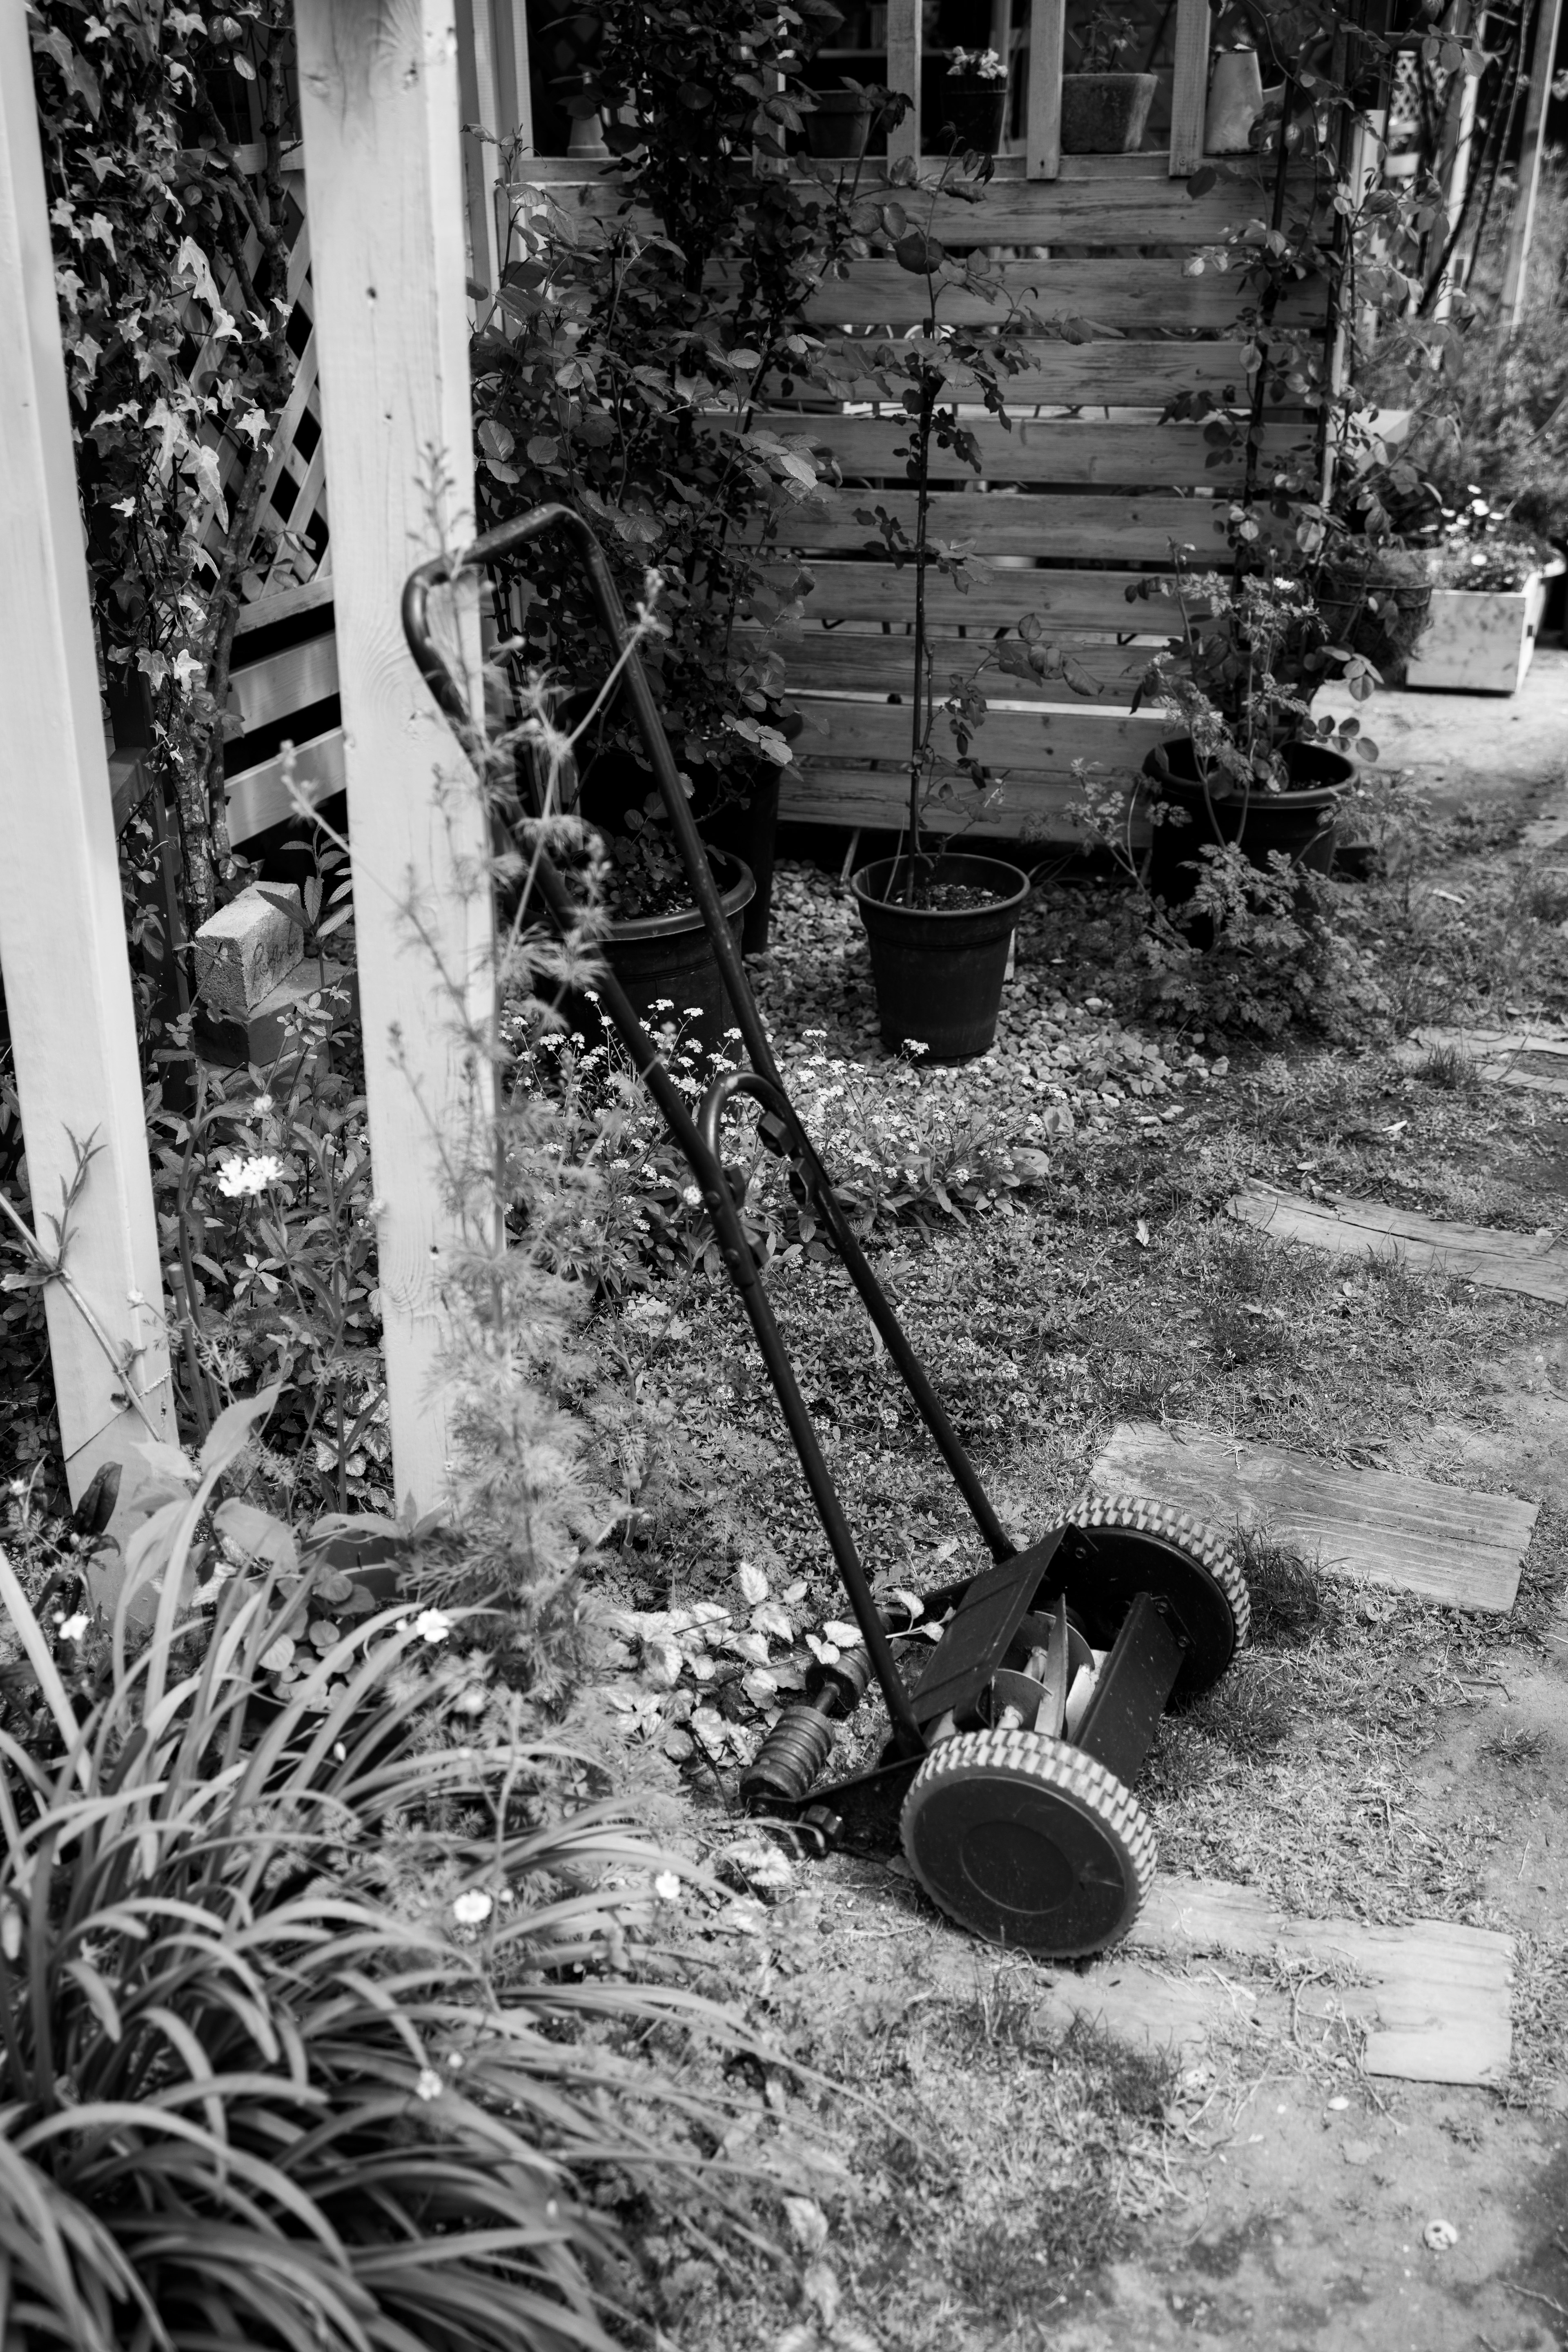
[1404,568,1557,695]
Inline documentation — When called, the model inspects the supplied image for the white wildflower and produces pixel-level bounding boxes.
[412,1608,453,1643]
[415,2067,443,2101]
[654,1872,682,1901]
[57,1613,89,1642]
[452,1889,493,1926]
[216,1152,285,1199]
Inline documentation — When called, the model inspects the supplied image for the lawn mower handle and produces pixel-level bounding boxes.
[402,505,1020,1755]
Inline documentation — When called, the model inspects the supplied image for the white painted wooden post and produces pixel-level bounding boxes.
[295,0,499,1518]
[0,5,176,1508]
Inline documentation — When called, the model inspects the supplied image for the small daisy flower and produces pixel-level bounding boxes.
[57,1613,89,1643]
[452,1889,493,1926]
[654,1872,682,1902]
[413,1608,453,1643]
[415,2067,443,2101]
[216,1152,285,1199]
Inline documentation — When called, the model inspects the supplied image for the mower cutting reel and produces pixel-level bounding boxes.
[401,506,1251,1964]
[746,1492,1249,1954]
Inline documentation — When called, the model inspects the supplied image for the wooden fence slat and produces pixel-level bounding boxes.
[781,764,1099,837]
[226,723,346,844]
[783,253,1327,328]
[518,154,1323,244]
[234,570,334,636]
[1026,0,1066,179]
[755,414,1303,488]
[775,628,1157,700]
[793,695,1164,766]
[230,633,341,732]
[0,8,176,1511]
[1168,0,1212,175]
[842,338,1256,405]
[783,559,1210,629]
[778,487,1242,555]
[296,0,500,1516]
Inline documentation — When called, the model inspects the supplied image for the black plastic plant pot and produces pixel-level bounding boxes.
[700,766,781,956]
[804,90,876,158]
[1060,71,1158,153]
[926,77,1009,155]
[1143,738,1353,907]
[851,854,1031,1063]
[602,849,755,1060]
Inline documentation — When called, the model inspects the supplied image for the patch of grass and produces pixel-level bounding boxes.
[1418,1042,1481,1093]
[643,1984,1194,2352]
[1502,1929,1568,2109]
[1239,1530,1339,1648]
[1480,1724,1549,1767]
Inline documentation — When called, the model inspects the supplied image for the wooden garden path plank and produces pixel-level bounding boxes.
[1403,1025,1568,1101]
[1130,1878,1514,2086]
[1089,1421,1535,1613]
[1228,1183,1568,1303]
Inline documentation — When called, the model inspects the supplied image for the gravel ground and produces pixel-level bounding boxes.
[751,859,1228,1145]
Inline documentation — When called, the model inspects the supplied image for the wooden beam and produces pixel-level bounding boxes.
[0,7,176,1506]
[491,0,535,158]
[1026,0,1065,178]
[886,0,921,164]
[296,0,499,1517]
[455,0,502,295]
[1500,0,1566,327]
[1168,0,1211,174]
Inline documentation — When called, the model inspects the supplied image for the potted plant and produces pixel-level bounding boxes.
[926,46,1010,157]
[1403,496,1563,694]
[1060,2,1157,154]
[1129,556,1384,906]
[845,168,1036,1062]
[566,771,756,1054]
[803,78,882,158]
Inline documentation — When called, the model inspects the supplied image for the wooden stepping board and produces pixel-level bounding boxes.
[1129,1878,1514,2087]
[1229,1181,1568,1303]
[1404,1025,1568,1100]
[1090,1420,1536,1612]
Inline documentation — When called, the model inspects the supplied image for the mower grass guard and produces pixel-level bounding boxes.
[402,505,1247,1956]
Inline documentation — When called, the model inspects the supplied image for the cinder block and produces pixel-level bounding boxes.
[193,885,305,1019]
[242,956,356,1068]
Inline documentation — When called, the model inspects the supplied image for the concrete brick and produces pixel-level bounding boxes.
[241,956,356,1069]
[193,885,305,1019]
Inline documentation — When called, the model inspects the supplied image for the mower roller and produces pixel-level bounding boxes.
[403,505,1249,1958]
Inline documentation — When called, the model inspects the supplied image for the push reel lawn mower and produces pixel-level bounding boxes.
[403,505,1249,1958]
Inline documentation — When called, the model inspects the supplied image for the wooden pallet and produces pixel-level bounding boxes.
[1228,1183,1568,1304]
[1090,1420,1537,1612]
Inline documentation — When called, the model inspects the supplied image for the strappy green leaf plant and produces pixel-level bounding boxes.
[0,1413,754,2352]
